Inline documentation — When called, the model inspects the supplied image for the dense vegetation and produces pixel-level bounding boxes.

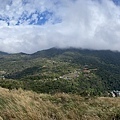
[0,48,120,96]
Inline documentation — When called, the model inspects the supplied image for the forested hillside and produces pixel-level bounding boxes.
[0,48,120,96]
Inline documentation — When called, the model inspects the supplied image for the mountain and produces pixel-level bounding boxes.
[0,51,9,55]
[0,48,120,96]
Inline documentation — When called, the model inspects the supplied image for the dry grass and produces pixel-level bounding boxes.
[0,87,119,120]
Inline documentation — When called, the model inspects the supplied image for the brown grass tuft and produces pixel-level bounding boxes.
[0,87,119,120]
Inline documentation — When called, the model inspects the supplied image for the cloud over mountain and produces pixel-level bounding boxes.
[0,0,120,53]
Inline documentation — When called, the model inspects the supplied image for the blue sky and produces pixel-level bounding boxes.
[2,0,120,26]
[113,0,120,5]
[0,0,120,53]
[0,0,63,26]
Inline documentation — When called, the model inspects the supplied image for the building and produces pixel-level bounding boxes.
[110,90,120,97]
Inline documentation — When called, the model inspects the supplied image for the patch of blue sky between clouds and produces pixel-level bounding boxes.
[16,11,54,25]
[0,10,61,26]
[113,0,120,6]
[0,0,62,26]
[91,0,120,5]
[16,10,62,25]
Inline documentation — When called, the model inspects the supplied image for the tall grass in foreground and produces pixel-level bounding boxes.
[0,87,119,120]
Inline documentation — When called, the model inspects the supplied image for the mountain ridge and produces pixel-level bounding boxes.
[0,47,120,55]
[0,47,120,95]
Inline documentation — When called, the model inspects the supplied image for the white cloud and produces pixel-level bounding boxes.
[0,0,120,53]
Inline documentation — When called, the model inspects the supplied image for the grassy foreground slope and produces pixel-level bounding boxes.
[0,87,119,120]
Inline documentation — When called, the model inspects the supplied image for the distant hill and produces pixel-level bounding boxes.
[0,51,9,55]
[32,47,66,58]
[0,48,120,95]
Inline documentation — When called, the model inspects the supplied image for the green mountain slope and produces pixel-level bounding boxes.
[0,48,120,95]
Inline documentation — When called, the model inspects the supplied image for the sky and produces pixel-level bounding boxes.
[0,0,120,53]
